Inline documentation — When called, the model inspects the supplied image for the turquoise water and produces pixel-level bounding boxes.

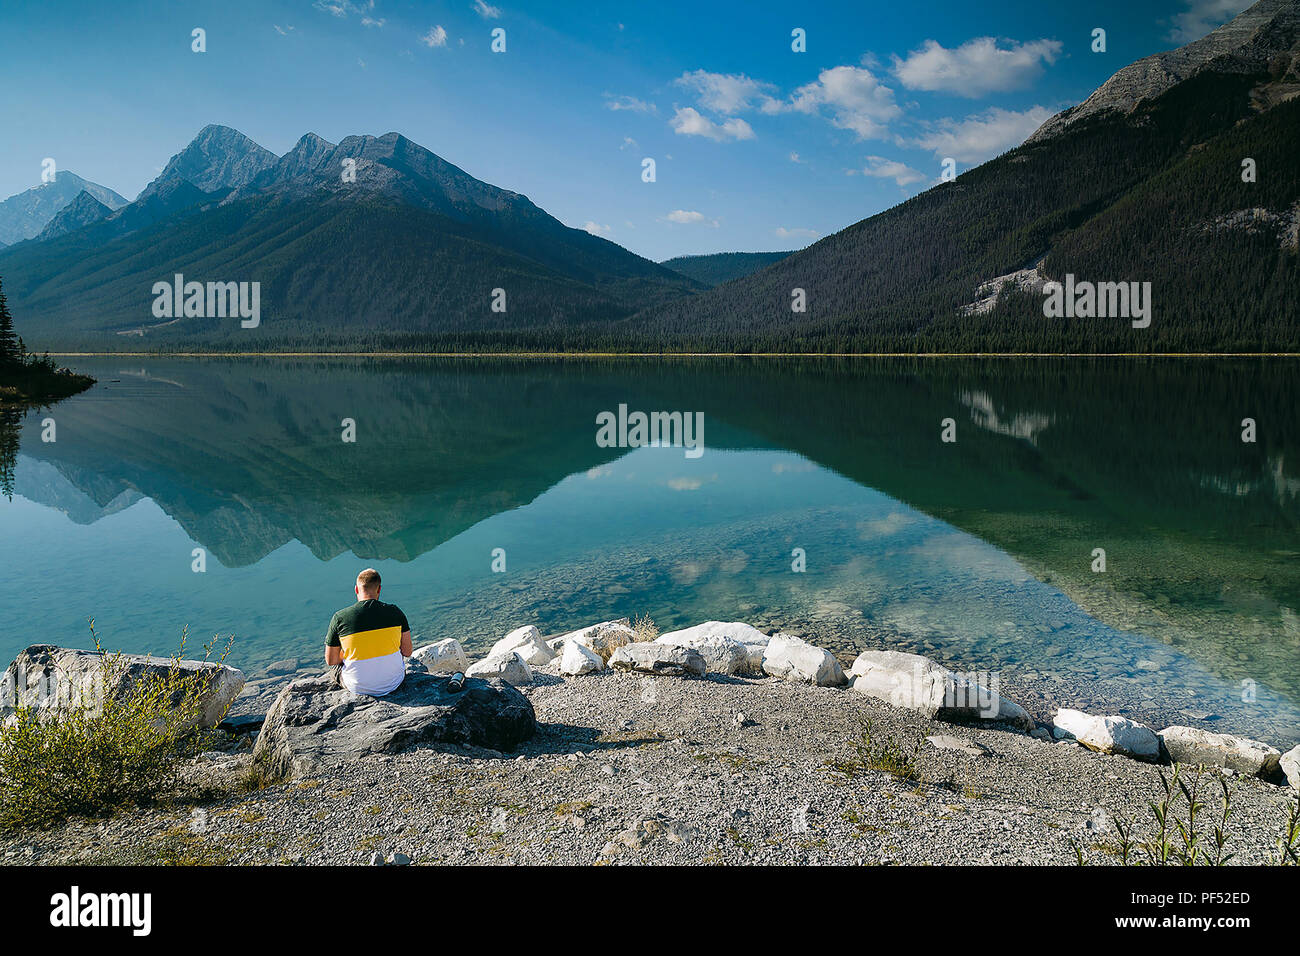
[2,356,1297,742]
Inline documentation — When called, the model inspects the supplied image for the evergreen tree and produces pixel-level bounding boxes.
[0,276,20,367]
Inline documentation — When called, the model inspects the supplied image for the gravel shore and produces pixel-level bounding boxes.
[4,664,1297,866]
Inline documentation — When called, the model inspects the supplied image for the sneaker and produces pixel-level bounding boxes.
[446,672,466,693]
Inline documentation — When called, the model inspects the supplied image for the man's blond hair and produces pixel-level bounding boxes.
[356,568,381,595]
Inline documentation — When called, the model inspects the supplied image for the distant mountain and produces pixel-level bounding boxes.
[626,0,1300,352]
[0,171,127,245]
[0,127,700,349]
[37,190,113,241]
[135,124,277,201]
[661,251,795,286]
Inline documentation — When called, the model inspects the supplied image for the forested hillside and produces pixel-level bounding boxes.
[660,251,794,286]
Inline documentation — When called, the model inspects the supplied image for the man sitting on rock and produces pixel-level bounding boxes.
[324,568,413,696]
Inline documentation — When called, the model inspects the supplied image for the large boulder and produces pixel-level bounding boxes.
[253,671,535,778]
[849,649,1032,731]
[489,625,555,667]
[609,643,706,677]
[1053,709,1159,762]
[559,641,605,676]
[466,651,533,686]
[411,638,468,674]
[655,622,762,675]
[761,633,846,686]
[0,644,244,730]
[548,620,635,662]
[1282,745,1300,790]
[1159,725,1282,779]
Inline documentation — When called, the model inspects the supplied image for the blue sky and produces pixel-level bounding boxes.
[0,0,1253,260]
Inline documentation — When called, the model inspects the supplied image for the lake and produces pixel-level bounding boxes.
[2,356,1298,744]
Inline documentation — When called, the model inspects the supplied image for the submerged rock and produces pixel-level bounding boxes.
[253,671,535,778]
[466,650,533,686]
[1159,725,1282,780]
[610,643,706,677]
[849,649,1032,731]
[762,633,846,686]
[1053,709,1159,762]
[489,625,555,667]
[0,644,244,730]
[655,621,762,675]
[411,638,469,674]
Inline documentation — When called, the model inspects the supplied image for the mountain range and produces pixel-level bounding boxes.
[0,0,1296,352]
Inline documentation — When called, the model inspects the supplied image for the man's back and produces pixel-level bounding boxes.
[325,598,409,696]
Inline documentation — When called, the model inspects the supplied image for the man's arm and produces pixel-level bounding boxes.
[400,630,413,658]
[325,613,342,666]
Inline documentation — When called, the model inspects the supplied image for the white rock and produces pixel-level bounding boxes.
[1280,744,1299,790]
[741,640,769,676]
[925,734,989,757]
[655,621,761,675]
[559,640,604,676]
[465,651,533,686]
[761,633,846,686]
[552,620,635,662]
[489,625,555,667]
[411,638,469,674]
[849,649,1032,731]
[610,643,706,677]
[1159,725,1282,778]
[1052,709,1159,761]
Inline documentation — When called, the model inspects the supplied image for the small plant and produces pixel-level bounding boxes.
[631,613,659,643]
[827,719,920,782]
[0,621,235,831]
[1071,764,1300,866]
[1277,790,1300,866]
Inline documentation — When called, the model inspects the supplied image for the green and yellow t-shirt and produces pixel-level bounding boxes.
[325,599,410,696]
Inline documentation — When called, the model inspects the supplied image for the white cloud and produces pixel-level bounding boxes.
[855,155,926,186]
[674,70,778,113]
[789,151,804,163]
[361,16,385,27]
[780,66,901,140]
[911,105,1053,163]
[473,0,503,19]
[1168,0,1252,43]
[605,94,657,113]
[421,25,448,48]
[662,209,718,226]
[273,24,294,35]
[313,0,376,18]
[670,107,755,142]
[775,226,819,240]
[619,136,639,151]
[892,37,1062,97]
[582,221,612,236]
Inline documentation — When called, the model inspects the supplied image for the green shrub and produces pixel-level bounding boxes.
[0,623,233,830]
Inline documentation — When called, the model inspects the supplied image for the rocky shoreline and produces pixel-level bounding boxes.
[2,620,1298,866]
